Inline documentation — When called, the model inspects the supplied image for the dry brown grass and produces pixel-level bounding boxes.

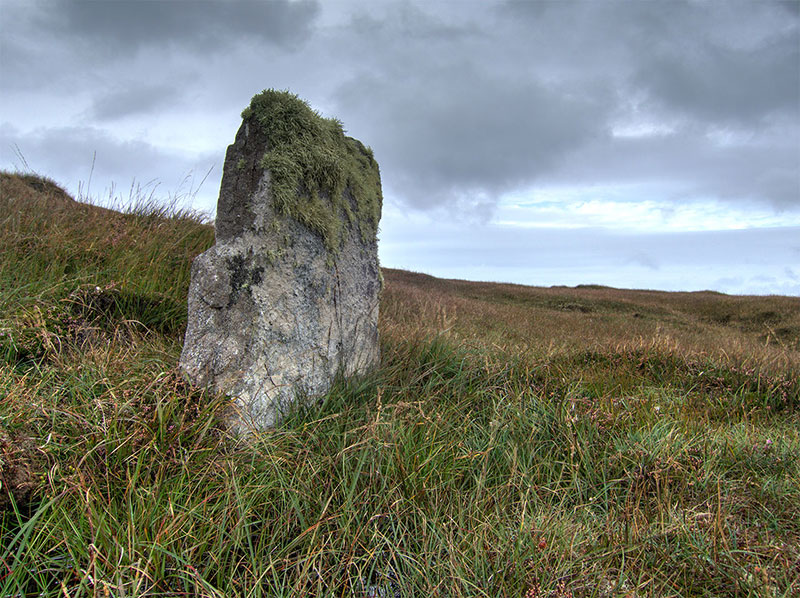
[381,268,800,374]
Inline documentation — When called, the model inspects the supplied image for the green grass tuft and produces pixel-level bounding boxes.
[245,89,382,253]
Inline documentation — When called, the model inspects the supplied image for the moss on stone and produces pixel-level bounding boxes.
[242,89,382,254]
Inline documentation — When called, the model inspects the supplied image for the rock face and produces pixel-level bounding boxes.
[180,90,382,431]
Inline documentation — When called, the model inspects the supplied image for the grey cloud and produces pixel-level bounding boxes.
[2,0,797,223]
[0,123,221,212]
[331,0,615,211]
[0,6,65,92]
[637,32,800,125]
[497,0,695,66]
[753,163,800,210]
[1,0,796,296]
[348,1,481,43]
[778,1,800,17]
[548,123,800,210]
[501,0,799,125]
[0,0,320,93]
[329,0,797,214]
[88,83,184,121]
[53,0,320,53]
[338,68,612,210]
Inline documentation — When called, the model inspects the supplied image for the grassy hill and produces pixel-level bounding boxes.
[1,172,798,597]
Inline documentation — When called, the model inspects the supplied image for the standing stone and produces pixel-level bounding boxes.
[180,90,382,431]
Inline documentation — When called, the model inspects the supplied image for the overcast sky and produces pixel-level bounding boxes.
[2,0,799,295]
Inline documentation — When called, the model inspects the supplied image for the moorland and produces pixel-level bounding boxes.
[1,171,798,597]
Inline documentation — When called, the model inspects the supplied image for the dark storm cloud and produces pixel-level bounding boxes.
[329,2,616,210]
[498,0,800,128]
[335,66,612,209]
[52,0,319,53]
[0,0,320,93]
[326,0,799,212]
[779,1,800,17]
[636,26,799,125]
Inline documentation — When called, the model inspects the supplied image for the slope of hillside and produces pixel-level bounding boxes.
[382,269,800,370]
[2,173,798,597]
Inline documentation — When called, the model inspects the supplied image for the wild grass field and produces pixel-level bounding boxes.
[1,171,798,597]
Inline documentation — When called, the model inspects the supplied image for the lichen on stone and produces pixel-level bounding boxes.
[242,89,382,254]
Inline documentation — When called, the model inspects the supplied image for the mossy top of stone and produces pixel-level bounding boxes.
[241,89,382,254]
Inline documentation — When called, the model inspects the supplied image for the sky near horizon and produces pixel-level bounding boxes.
[1,0,799,295]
